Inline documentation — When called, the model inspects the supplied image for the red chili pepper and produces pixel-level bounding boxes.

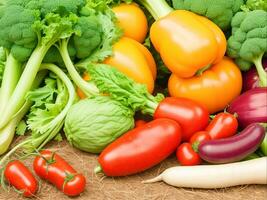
[4,160,38,197]
[96,118,182,176]
[154,97,209,141]
[176,143,201,166]
[206,112,238,139]
[33,150,86,197]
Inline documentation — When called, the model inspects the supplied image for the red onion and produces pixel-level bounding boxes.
[227,87,267,128]
[242,59,267,92]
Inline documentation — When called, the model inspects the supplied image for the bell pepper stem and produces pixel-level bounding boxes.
[136,0,173,20]
[253,53,267,87]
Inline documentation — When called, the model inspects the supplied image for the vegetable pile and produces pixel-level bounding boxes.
[0,0,266,197]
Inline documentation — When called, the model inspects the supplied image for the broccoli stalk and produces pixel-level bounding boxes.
[58,39,99,97]
[22,63,76,153]
[0,71,47,155]
[227,10,267,87]
[254,53,267,87]
[0,54,21,115]
[57,2,122,98]
[0,4,79,130]
[136,0,173,20]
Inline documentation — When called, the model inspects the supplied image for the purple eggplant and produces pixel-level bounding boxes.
[199,123,265,164]
[227,87,267,128]
[242,60,267,92]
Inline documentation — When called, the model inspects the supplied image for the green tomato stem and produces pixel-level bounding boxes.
[253,53,267,87]
[0,46,50,129]
[59,39,99,97]
[137,0,173,20]
[0,54,21,115]
[0,139,31,168]
[94,165,102,174]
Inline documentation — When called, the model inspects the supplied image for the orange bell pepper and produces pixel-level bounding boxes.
[137,0,226,78]
[104,37,156,93]
[168,57,242,113]
[77,37,156,99]
[112,3,148,43]
[77,73,90,99]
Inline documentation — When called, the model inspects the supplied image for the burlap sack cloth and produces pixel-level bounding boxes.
[0,139,266,200]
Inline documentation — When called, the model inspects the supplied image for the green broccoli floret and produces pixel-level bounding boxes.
[172,0,244,31]
[227,10,267,86]
[241,0,267,11]
[0,6,39,62]
[73,16,102,59]
[0,0,87,152]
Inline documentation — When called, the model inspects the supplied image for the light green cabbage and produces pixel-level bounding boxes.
[64,96,134,153]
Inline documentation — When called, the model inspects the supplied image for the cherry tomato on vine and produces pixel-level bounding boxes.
[176,143,201,166]
[206,112,238,139]
[4,160,38,197]
[190,131,211,145]
[33,150,86,197]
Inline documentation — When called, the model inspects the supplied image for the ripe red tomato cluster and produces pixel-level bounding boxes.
[176,112,238,166]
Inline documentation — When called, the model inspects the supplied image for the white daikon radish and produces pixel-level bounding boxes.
[142,157,267,189]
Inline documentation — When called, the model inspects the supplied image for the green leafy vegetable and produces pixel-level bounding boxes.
[0,0,79,133]
[0,71,46,155]
[227,10,267,86]
[0,0,121,155]
[88,64,164,115]
[64,96,134,153]
[172,0,244,31]
[241,0,267,11]
[23,64,76,153]
[16,120,28,136]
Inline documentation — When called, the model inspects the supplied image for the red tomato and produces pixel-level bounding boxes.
[4,160,38,197]
[97,118,182,176]
[176,143,201,166]
[33,150,86,197]
[206,112,238,139]
[134,119,147,128]
[154,97,209,141]
[190,131,211,145]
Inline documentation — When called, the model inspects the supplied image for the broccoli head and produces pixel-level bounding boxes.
[227,10,267,86]
[0,6,39,62]
[172,0,244,31]
[73,16,102,59]
[241,0,267,11]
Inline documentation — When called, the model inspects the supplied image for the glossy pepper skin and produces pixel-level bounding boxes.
[150,10,226,78]
[112,3,148,43]
[168,57,242,113]
[104,37,156,93]
[206,112,238,140]
[4,160,38,197]
[33,150,86,197]
[154,97,209,141]
[176,143,201,166]
[97,118,182,176]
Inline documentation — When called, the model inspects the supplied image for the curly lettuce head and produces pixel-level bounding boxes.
[64,95,134,153]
